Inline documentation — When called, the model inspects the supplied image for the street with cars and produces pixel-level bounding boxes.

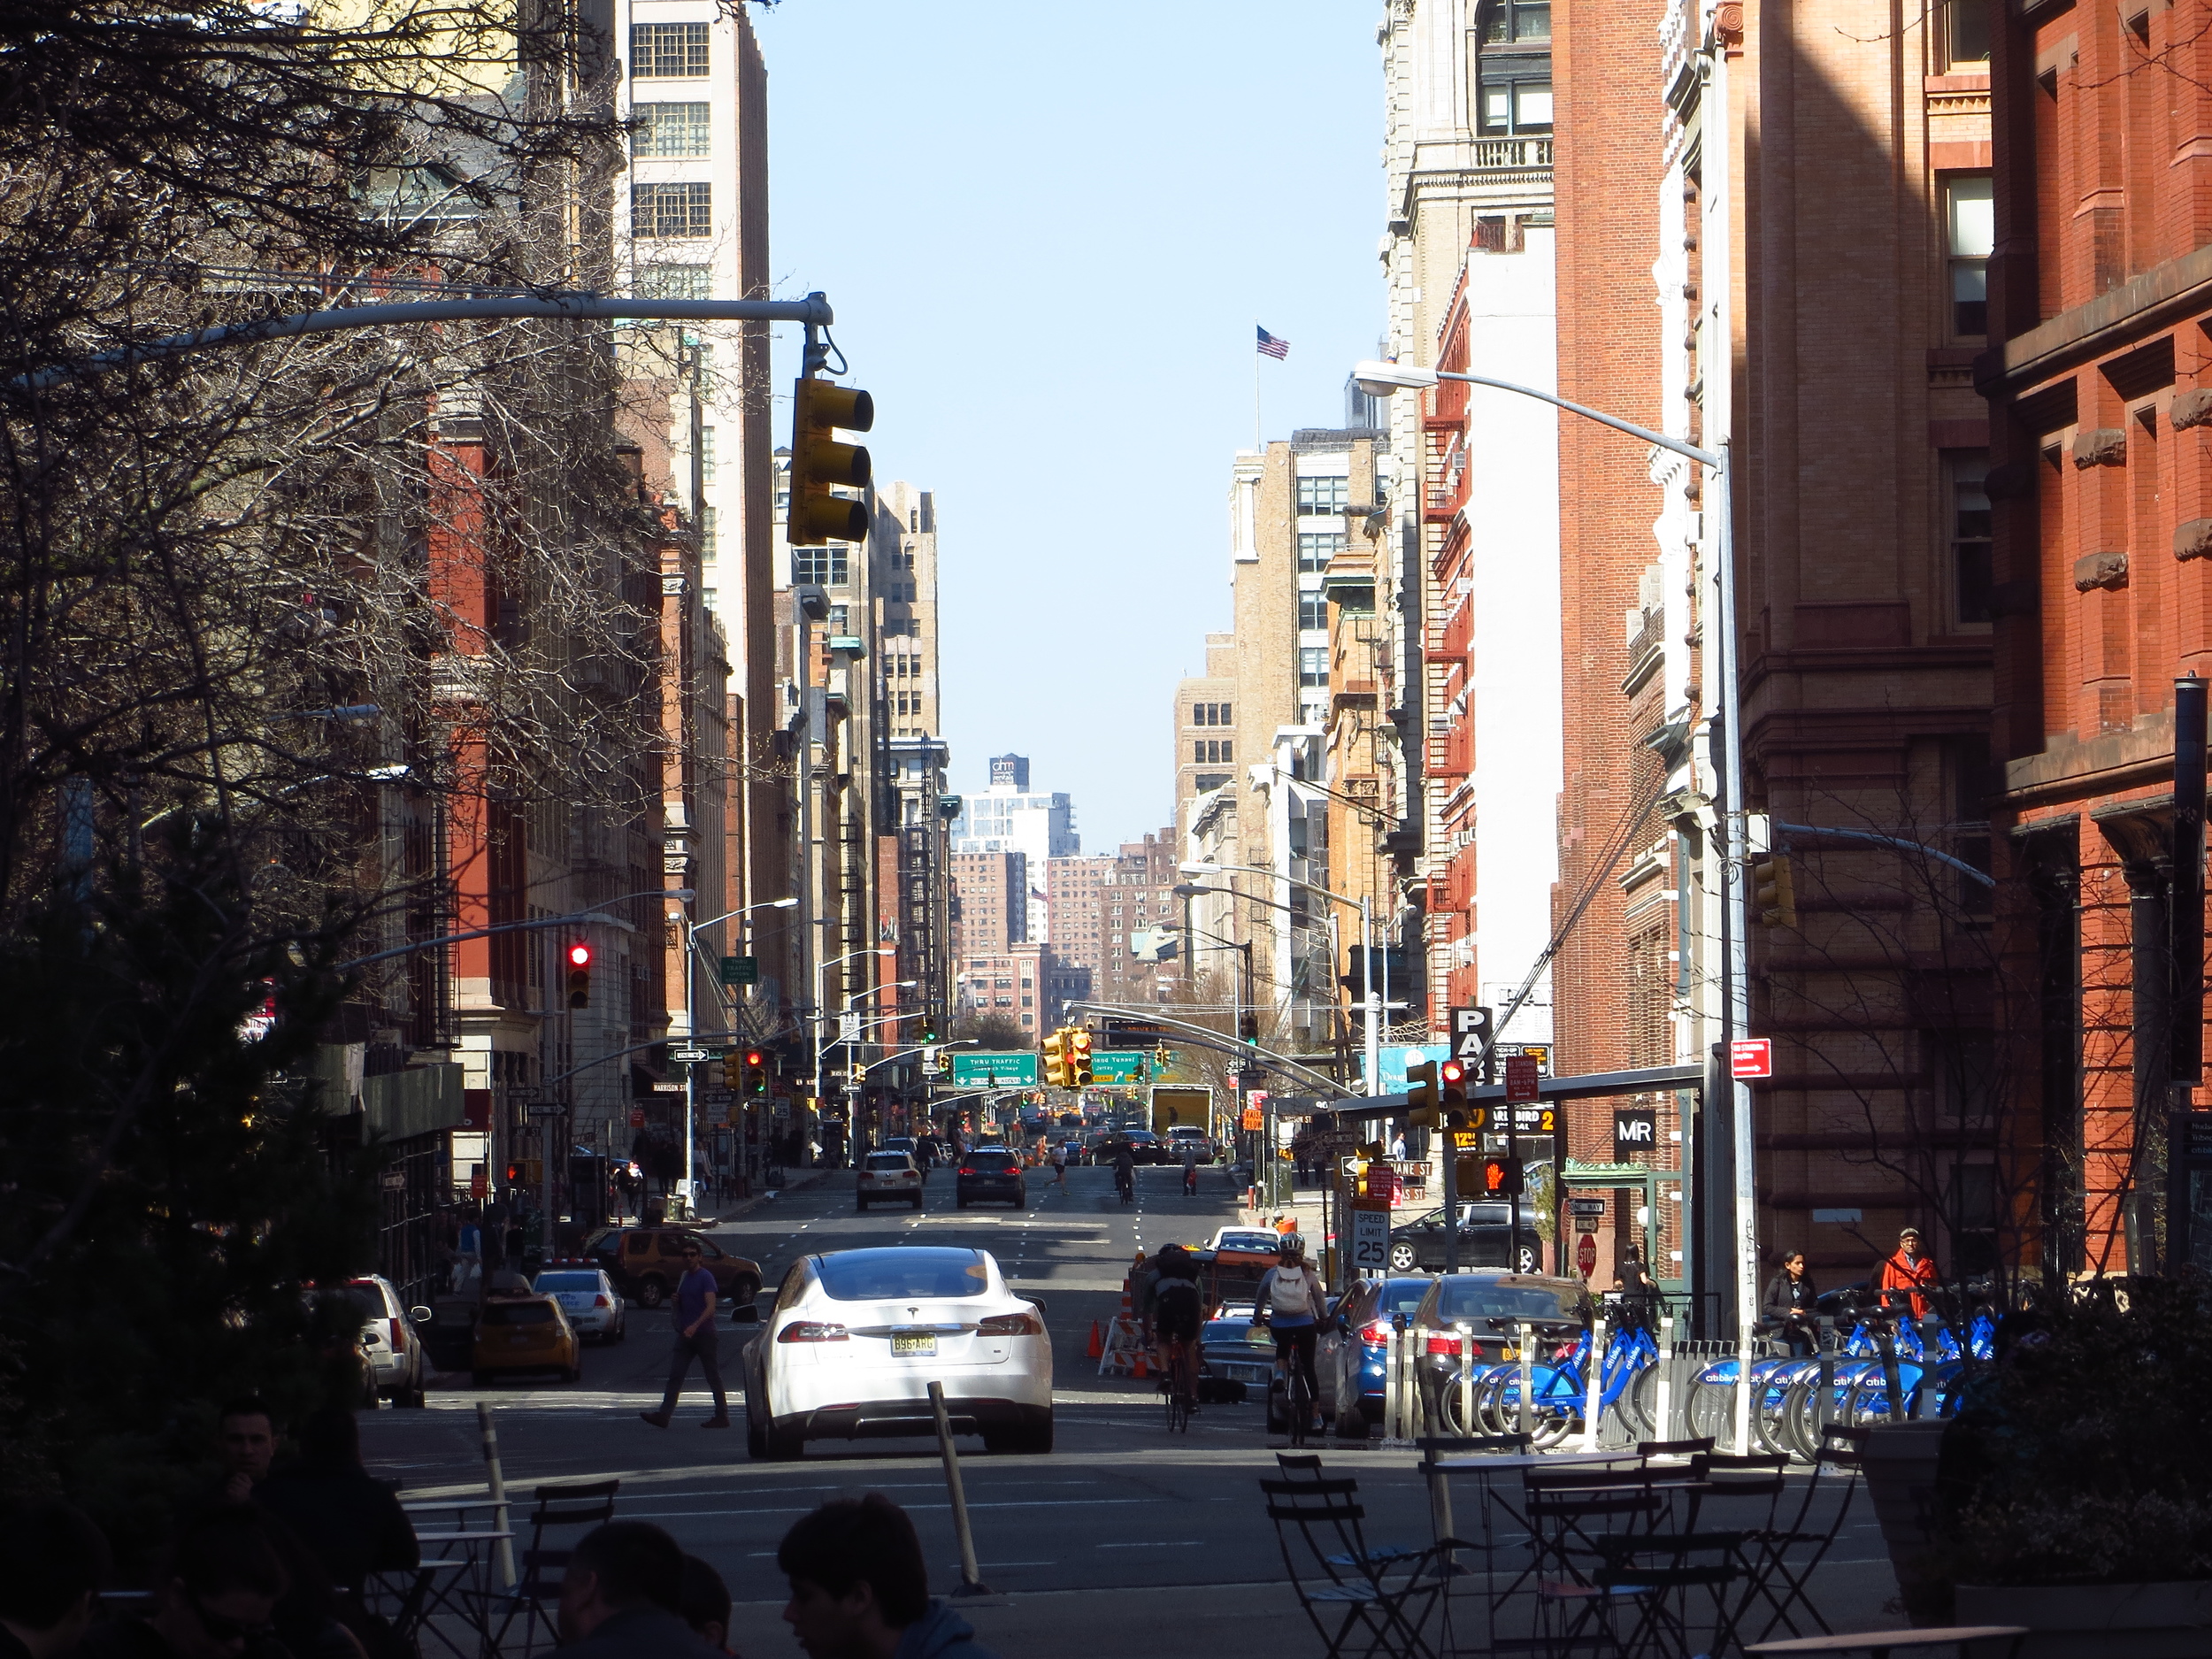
[346,1160,1907,1659]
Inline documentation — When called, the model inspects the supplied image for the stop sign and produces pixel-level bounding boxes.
[1576,1233,1598,1278]
[628,1106,646,1127]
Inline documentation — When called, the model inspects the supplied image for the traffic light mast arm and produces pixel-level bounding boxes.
[334,903,647,972]
[1771,822,1994,886]
[1064,1002,1344,1094]
[543,1039,679,1088]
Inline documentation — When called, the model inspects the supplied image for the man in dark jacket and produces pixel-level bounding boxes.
[255,1409,419,1596]
[554,1524,720,1659]
[778,1496,998,1659]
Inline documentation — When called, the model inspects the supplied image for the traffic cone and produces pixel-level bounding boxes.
[1087,1320,1103,1359]
[1132,1348,1148,1379]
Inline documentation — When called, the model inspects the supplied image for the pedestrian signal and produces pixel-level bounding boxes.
[1477,1156,1526,1196]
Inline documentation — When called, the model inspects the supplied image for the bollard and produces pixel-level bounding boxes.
[1655,1315,1676,1445]
[1458,1325,1474,1437]
[926,1380,993,1599]
[1582,1313,1606,1452]
[1388,1313,1411,1441]
[1816,1316,1835,1442]
[1517,1321,1534,1440]
[475,1402,517,1590]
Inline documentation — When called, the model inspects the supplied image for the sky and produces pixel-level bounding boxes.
[756,0,1386,852]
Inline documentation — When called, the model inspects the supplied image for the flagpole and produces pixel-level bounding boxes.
[1254,333,1262,450]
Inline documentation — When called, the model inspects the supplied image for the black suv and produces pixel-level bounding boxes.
[1386,1202,1546,1273]
[956,1147,1028,1209]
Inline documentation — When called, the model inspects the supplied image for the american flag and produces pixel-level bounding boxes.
[1256,326,1290,360]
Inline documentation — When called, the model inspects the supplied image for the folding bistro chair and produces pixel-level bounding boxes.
[1740,1425,1866,1643]
[1512,1466,1671,1657]
[1261,1471,1456,1659]
[483,1480,620,1659]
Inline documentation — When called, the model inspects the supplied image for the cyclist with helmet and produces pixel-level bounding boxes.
[1144,1243,1205,1411]
[1255,1233,1325,1433]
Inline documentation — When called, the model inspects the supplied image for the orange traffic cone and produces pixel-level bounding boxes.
[1087,1320,1103,1359]
[1132,1348,1149,1379]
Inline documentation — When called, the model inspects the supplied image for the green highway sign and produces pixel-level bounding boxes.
[1093,1049,1148,1084]
[719,955,758,987]
[950,1050,1039,1087]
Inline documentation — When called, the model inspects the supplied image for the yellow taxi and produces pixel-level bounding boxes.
[471,1290,581,1386]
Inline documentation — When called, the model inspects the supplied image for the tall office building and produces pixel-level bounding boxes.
[950,850,1026,956]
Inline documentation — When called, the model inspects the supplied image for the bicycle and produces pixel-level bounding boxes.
[1116,1167,1134,1205]
[1161,1333,1196,1433]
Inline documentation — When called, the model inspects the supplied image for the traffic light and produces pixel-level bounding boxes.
[787,376,873,545]
[1440,1056,1469,1114]
[1239,1010,1261,1043]
[1752,853,1798,928]
[565,941,592,1009]
[1475,1156,1526,1196]
[722,1049,743,1091]
[1406,1058,1440,1128]
[1041,1027,1069,1088]
[1070,1027,1094,1087]
[744,1048,768,1095]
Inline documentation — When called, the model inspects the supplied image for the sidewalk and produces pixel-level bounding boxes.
[687,1164,834,1230]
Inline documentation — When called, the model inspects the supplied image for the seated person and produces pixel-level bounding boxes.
[255,1409,419,1596]
[84,1503,293,1659]
[777,1495,998,1659]
[0,1501,113,1659]
[555,1524,720,1659]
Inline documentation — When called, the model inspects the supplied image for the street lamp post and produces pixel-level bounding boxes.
[813,945,895,1158]
[1354,356,1755,1441]
[676,895,798,1210]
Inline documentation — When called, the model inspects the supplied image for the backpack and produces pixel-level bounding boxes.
[1268,1267,1316,1318]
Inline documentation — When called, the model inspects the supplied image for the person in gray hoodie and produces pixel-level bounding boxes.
[777,1496,1000,1659]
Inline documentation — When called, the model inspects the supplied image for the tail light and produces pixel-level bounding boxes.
[594,1294,611,1308]
[1360,1321,1393,1347]
[388,1318,403,1350]
[1426,1333,1467,1356]
[958,1167,975,1177]
[776,1321,849,1343]
[979,1310,1044,1337]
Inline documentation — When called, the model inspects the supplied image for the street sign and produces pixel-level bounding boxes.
[1092,1048,1147,1083]
[669,1047,713,1064]
[1349,1202,1392,1276]
[1451,1004,1494,1063]
[719,955,758,986]
[1499,1041,1553,1075]
[1503,1054,1539,1103]
[1731,1038,1773,1079]
[525,1104,563,1119]
[1240,1105,1263,1130]
[1568,1196,1609,1217]
[839,1011,860,1045]
[1509,1103,1558,1134]
[1573,1215,1601,1233]
[1576,1233,1599,1277]
[950,1050,1040,1087]
[628,1106,646,1127]
[1614,1109,1658,1154]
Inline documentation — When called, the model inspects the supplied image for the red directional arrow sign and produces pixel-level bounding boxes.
[1730,1038,1772,1080]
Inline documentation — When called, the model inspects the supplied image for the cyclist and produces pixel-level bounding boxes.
[1146,1243,1205,1410]
[1111,1139,1136,1205]
[1255,1233,1325,1434]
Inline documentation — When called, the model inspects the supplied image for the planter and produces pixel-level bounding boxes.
[1859,1420,1952,1624]
[1955,1581,2212,1658]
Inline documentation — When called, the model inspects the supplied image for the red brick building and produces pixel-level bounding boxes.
[1982,0,2212,1278]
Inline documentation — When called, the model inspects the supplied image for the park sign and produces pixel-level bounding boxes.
[950,1050,1039,1087]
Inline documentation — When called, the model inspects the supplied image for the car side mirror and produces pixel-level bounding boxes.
[729,1302,762,1325]
[408,1306,434,1325]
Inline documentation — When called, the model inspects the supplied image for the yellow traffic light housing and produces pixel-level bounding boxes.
[722,1050,743,1092]
[1041,1027,1069,1088]
[1070,1028,1094,1087]
[1406,1059,1440,1129]
[788,377,873,545]
[1752,852,1798,928]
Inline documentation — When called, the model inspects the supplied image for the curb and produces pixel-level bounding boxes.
[695,1166,833,1227]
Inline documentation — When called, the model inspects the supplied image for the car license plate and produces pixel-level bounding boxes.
[892,1333,937,1356]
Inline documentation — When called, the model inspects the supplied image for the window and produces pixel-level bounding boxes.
[1947,175,1993,337]
[699,426,716,483]
[1296,475,1349,517]
[1298,593,1329,632]
[630,23,709,78]
[1948,451,1992,626]
[1298,531,1347,572]
[635,263,710,301]
[700,505,716,551]
[1480,79,1553,134]
[1942,0,1990,70]
[631,101,710,157]
[792,546,849,587]
[1300,647,1329,687]
[633,181,710,239]
[1481,0,1550,42]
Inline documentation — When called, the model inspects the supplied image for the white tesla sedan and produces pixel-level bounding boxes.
[741,1245,1052,1459]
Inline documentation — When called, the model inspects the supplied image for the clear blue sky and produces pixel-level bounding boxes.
[758,1,1385,852]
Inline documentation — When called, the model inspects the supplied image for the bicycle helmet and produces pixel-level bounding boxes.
[1277,1232,1307,1261]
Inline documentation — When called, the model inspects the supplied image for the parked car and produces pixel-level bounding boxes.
[329,1275,431,1407]
[1386,1201,1546,1273]
[956,1147,1027,1209]
[1197,1313,1277,1394]
[858,1149,925,1210]
[531,1264,627,1345]
[741,1246,1051,1458]
[1406,1271,1589,1423]
[1316,1274,1435,1431]
[471,1290,581,1386]
[580,1226,763,1311]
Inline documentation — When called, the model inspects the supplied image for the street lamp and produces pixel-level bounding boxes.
[672,895,798,1208]
[1354,354,1755,1444]
[812,945,896,1154]
[1180,859,1382,1099]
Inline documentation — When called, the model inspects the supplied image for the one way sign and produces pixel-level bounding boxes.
[1452,1004,1494,1062]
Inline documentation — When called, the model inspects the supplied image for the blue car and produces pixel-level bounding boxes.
[1317,1274,1436,1432]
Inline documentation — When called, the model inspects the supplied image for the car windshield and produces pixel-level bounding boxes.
[1202,1319,1272,1348]
[817,1248,991,1302]
[864,1153,911,1171]
[483,1302,557,1325]
[534,1272,598,1292]
[1434,1279,1584,1324]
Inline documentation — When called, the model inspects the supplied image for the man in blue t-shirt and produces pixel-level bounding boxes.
[641,1240,728,1429]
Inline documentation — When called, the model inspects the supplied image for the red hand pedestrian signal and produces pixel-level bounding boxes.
[565,941,593,1010]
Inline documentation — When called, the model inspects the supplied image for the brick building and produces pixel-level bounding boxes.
[950,849,1025,957]
[1981,0,2212,1278]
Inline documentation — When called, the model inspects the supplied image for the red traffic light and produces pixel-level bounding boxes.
[745,1049,764,1067]
[567,941,592,969]
[1440,1058,1466,1085]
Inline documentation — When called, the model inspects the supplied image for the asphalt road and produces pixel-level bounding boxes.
[356,1162,1907,1658]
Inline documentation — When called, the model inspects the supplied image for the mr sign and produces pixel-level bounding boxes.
[1614,1109,1658,1156]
